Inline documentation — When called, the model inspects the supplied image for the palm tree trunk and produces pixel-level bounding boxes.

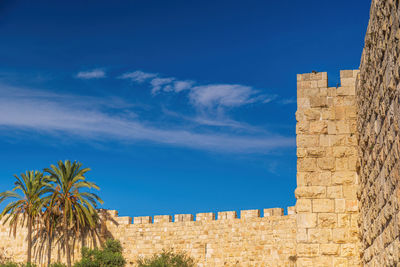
[47,232,52,267]
[27,216,32,264]
[64,213,71,267]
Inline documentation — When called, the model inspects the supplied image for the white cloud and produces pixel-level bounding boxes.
[171,80,194,92]
[0,84,294,153]
[150,77,175,94]
[189,84,259,109]
[120,70,277,112]
[119,70,157,83]
[76,69,106,79]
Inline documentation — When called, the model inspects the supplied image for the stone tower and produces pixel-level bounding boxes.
[295,70,361,266]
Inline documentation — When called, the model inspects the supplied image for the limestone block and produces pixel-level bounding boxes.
[287,206,296,215]
[296,199,312,213]
[154,215,172,223]
[312,199,334,213]
[295,186,326,198]
[308,228,332,243]
[297,244,319,257]
[297,213,317,228]
[297,135,319,148]
[320,244,340,257]
[332,172,357,185]
[309,121,328,134]
[217,211,237,220]
[310,96,328,108]
[317,157,336,170]
[174,214,194,222]
[335,199,346,213]
[295,186,326,199]
[263,208,283,217]
[327,185,343,198]
[332,228,348,243]
[318,213,337,228]
[196,212,215,221]
[133,216,151,224]
[116,216,132,224]
[297,158,318,171]
[240,209,260,219]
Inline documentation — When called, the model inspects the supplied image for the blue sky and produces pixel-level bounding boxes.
[0,0,370,218]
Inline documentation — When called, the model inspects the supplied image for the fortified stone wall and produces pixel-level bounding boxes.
[0,207,297,267]
[2,1,400,266]
[357,0,400,266]
[295,70,361,267]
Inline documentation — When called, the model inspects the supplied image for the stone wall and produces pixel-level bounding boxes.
[295,71,361,267]
[357,0,400,266]
[0,208,297,267]
[2,1,400,265]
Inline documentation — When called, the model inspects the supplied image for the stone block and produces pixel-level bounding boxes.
[297,158,318,171]
[297,213,317,228]
[287,206,296,215]
[321,243,340,255]
[317,157,336,170]
[312,199,334,213]
[295,186,326,198]
[332,172,357,185]
[327,185,343,198]
[297,135,319,148]
[240,209,260,219]
[154,215,172,223]
[174,214,194,222]
[113,216,131,225]
[318,213,337,228]
[263,208,283,216]
[196,212,215,221]
[308,228,332,243]
[217,211,237,220]
[297,244,319,257]
[133,216,151,224]
[296,199,312,212]
[332,228,348,243]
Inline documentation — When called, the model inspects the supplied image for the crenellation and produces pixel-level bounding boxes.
[263,208,284,216]
[153,215,172,223]
[134,216,151,224]
[174,214,194,222]
[217,211,237,220]
[240,209,260,219]
[195,212,215,221]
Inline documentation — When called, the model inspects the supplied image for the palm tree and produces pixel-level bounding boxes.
[45,160,103,267]
[35,202,62,267]
[0,171,53,264]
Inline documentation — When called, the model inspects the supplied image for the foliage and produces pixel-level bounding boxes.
[0,160,104,267]
[45,160,103,267]
[137,250,195,267]
[0,263,37,267]
[73,239,126,267]
[49,263,67,267]
[0,171,53,263]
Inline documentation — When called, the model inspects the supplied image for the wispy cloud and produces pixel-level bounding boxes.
[120,70,277,112]
[0,84,294,153]
[119,70,157,83]
[76,69,106,79]
[150,77,175,94]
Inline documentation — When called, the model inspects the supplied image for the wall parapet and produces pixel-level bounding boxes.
[100,206,296,226]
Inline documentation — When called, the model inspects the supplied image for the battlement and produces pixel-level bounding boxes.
[101,206,296,225]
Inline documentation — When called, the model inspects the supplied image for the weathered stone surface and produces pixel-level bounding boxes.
[356,1,400,265]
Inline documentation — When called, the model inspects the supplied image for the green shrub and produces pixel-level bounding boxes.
[137,250,195,267]
[0,263,19,267]
[73,239,126,267]
[49,263,67,267]
[0,263,37,267]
